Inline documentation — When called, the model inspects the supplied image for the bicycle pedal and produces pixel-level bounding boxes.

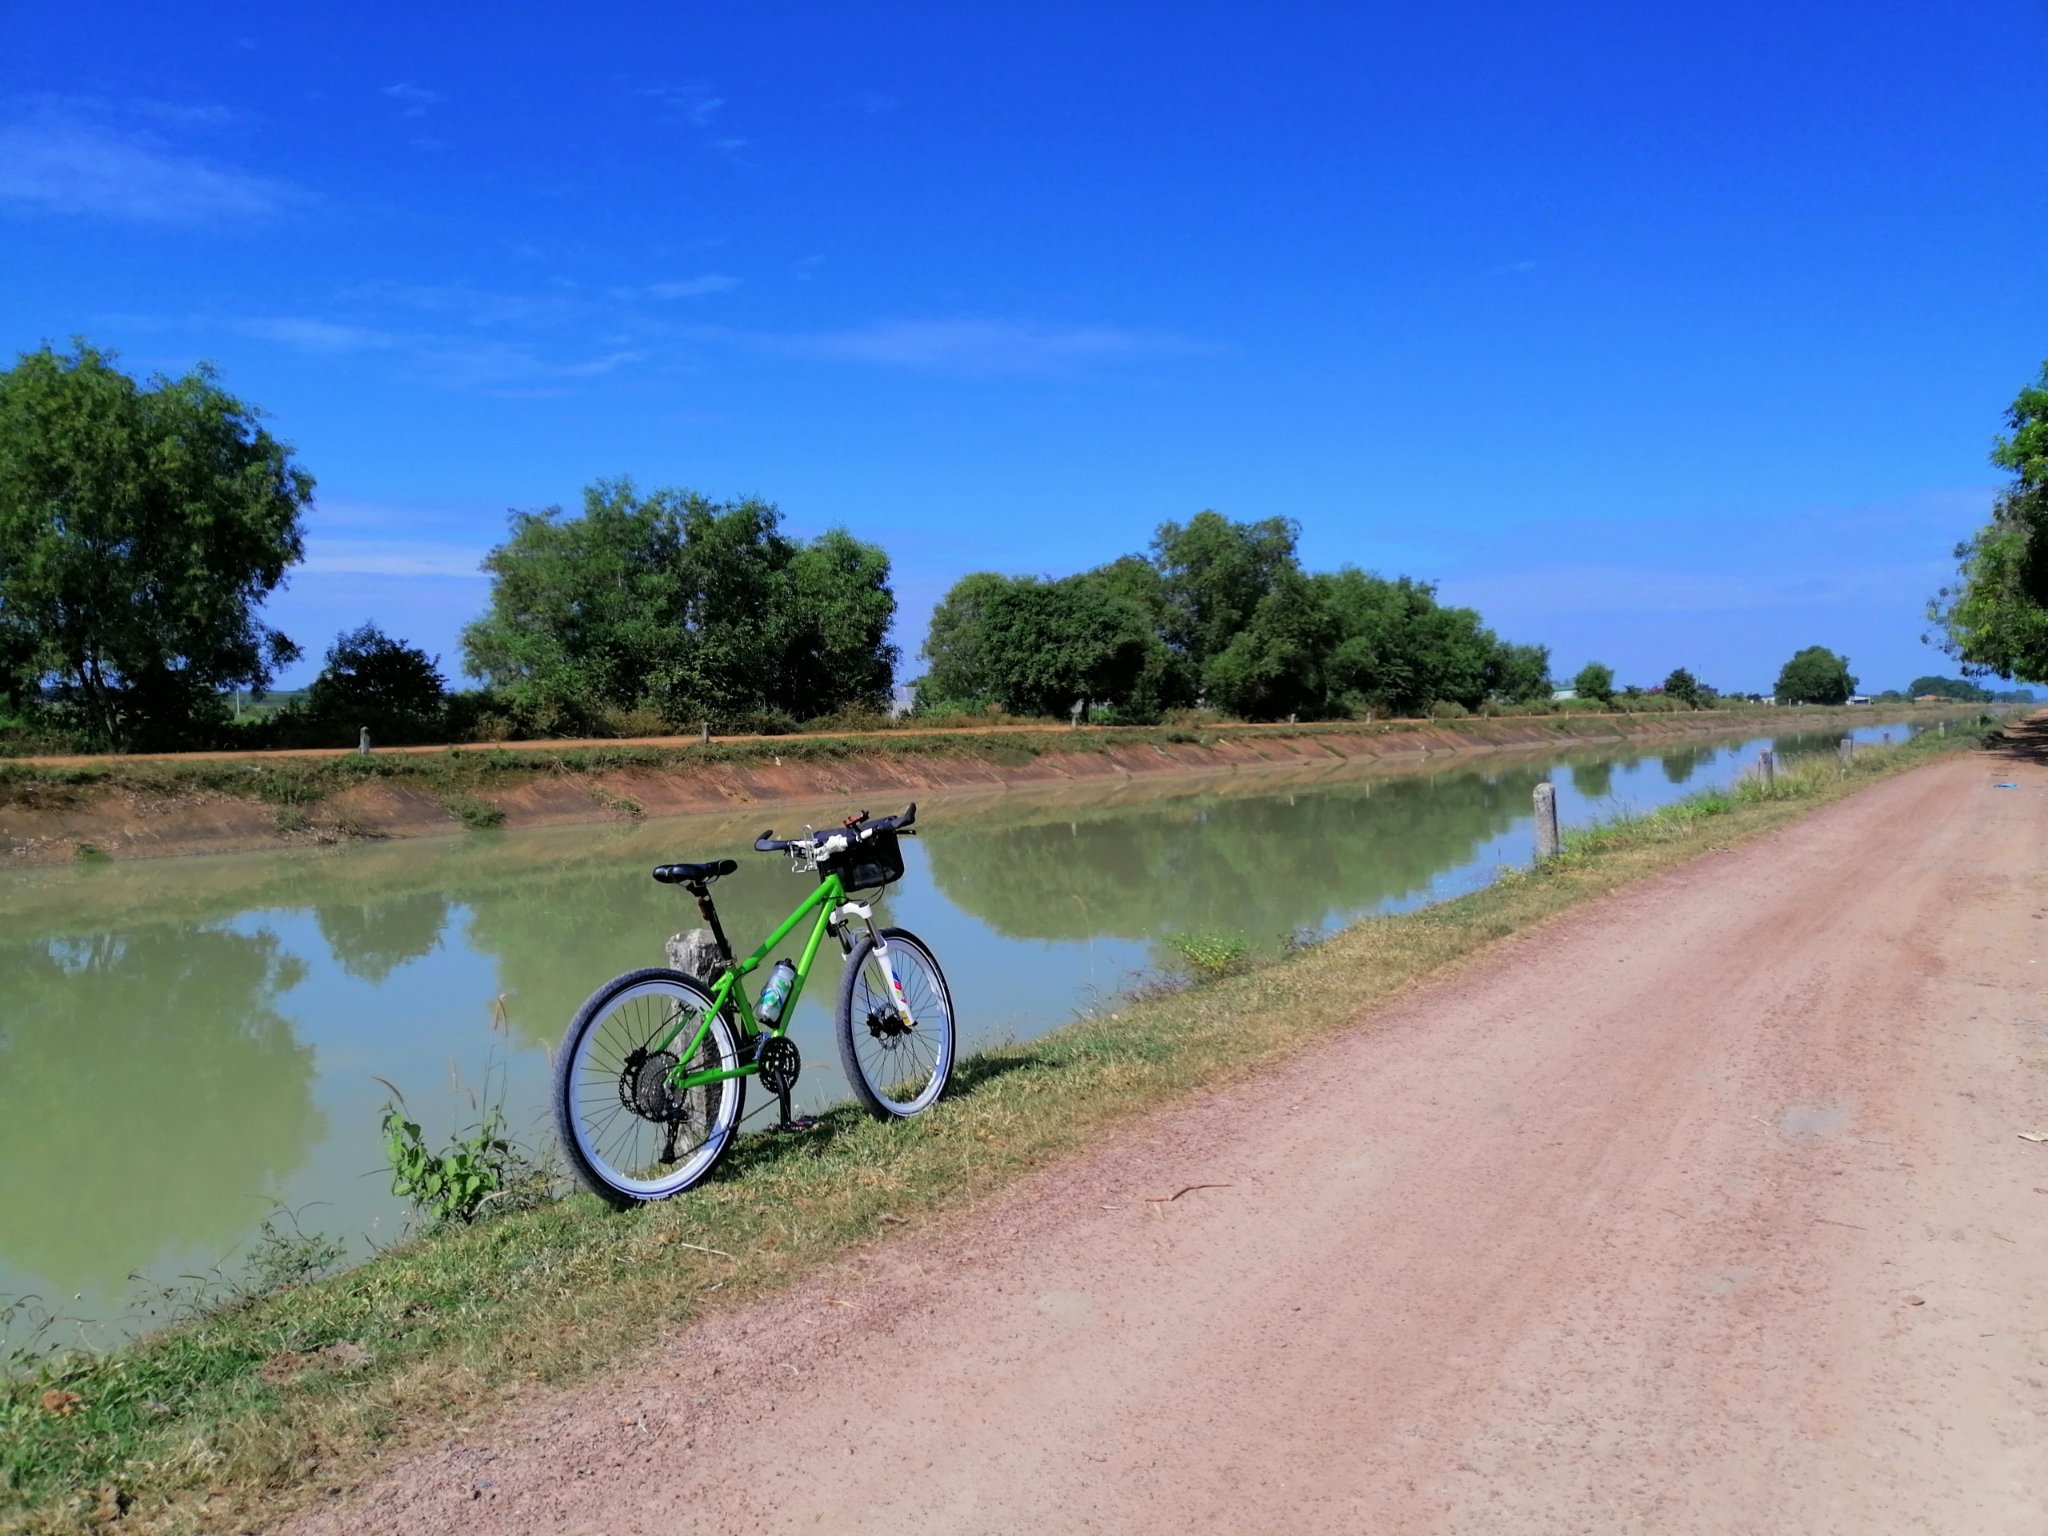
[772,1115,821,1135]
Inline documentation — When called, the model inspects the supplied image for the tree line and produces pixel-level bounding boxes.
[0,345,898,750]
[918,511,1552,721]
[6,339,1977,755]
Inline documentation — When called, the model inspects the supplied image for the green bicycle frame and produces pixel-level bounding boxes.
[650,872,850,1091]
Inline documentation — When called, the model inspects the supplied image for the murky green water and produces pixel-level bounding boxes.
[0,720,1927,1342]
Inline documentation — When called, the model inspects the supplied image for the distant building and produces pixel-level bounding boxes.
[1550,687,1577,702]
[1847,694,1871,705]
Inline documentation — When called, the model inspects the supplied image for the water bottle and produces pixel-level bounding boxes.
[757,960,798,1025]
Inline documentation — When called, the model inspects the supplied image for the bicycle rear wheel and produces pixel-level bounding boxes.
[835,927,955,1118]
[553,967,746,1207]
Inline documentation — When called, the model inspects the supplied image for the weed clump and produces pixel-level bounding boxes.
[1165,930,1253,978]
[443,793,505,830]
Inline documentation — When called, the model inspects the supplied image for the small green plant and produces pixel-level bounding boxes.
[245,1214,347,1293]
[589,785,643,818]
[274,806,310,833]
[71,843,111,865]
[1165,930,1253,979]
[378,1091,518,1229]
[443,792,505,830]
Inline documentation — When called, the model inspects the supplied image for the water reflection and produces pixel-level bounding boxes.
[1659,745,1710,785]
[0,927,320,1296]
[1569,760,1615,800]
[925,767,1541,948]
[315,891,451,983]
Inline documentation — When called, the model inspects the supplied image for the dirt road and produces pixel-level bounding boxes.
[293,744,2048,1535]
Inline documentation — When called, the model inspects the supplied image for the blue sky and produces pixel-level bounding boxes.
[2,1,2042,695]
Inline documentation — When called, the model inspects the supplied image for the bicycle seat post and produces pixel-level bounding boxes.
[686,881,736,970]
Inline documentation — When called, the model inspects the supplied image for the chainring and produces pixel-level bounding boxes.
[619,1047,684,1122]
[755,1035,802,1095]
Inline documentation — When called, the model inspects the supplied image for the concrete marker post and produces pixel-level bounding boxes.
[1757,749,1775,789]
[358,726,371,756]
[1533,781,1561,862]
[1838,737,1854,769]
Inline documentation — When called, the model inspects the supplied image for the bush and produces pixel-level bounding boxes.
[0,706,90,757]
[593,704,671,738]
[379,1099,518,1229]
[444,793,505,830]
[1165,930,1253,978]
[1428,700,1471,720]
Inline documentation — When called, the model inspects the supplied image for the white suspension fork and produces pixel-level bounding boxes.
[832,900,918,1028]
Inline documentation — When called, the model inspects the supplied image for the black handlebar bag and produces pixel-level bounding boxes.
[818,827,904,892]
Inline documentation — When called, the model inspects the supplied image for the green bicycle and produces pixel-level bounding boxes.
[552,804,956,1207]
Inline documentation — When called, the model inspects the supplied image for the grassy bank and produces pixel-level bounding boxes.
[0,705,1992,870]
[0,721,1998,1535]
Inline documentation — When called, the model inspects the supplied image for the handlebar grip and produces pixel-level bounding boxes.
[897,802,917,830]
[754,829,785,852]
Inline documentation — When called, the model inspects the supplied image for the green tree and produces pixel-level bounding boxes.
[1203,566,1336,718]
[1775,645,1856,705]
[1486,641,1553,704]
[1661,667,1704,708]
[305,623,447,744]
[1571,662,1615,704]
[1905,674,1990,702]
[915,571,1012,711]
[917,572,1156,717]
[1317,570,1503,716]
[775,528,898,712]
[1150,511,1302,685]
[1932,362,2048,683]
[460,480,896,730]
[0,341,311,749]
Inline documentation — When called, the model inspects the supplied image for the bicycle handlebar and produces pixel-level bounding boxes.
[755,803,915,854]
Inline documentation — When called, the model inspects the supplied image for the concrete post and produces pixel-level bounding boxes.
[358,726,371,755]
[1838,737,1855,768]
[700,721,711,744]
[1757,749,1775,789]
[1533,782,1561,861]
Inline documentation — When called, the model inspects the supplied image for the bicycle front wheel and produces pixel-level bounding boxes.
[836,927,956,1118]
[553,967,746,1207]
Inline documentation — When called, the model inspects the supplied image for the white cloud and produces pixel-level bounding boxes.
[746,318,1200,375]
[381,82,444,117]
[641,274,740,300]
[638,83,724,126]
[0,110,300,224]
[410,341,646,391]
[301,539,490,578]
[235,318,397,353]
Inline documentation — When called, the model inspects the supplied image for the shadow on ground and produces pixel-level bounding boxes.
[713,1047,1053,1181]
[1986,713,2048,768]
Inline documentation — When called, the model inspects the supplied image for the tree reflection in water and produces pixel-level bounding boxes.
[0,926,320,1298]
[921,768,1544,948]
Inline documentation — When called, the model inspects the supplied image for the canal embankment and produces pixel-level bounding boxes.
[0,704,1988,867]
